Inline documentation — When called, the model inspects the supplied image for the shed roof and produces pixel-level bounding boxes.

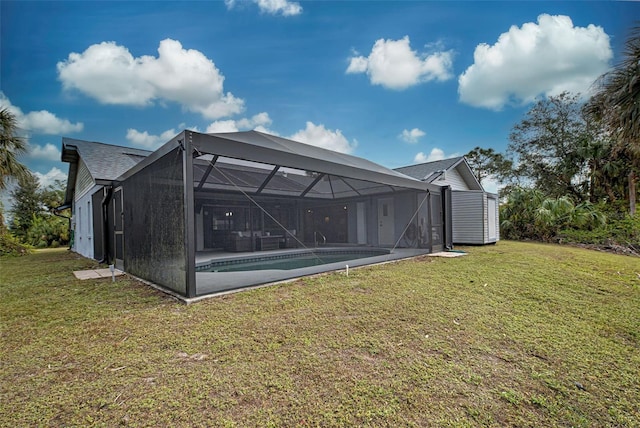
[394,156,464,182]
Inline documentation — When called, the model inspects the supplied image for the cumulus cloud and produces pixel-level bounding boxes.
[400,128,426,144]
[29,143,61,161]
[22,110,83,134]
[206,112,273,133]
[414,148,452,163]
[58,39,244,119]
[0,92,83,135]
[126,128,178,150]
[225,0,302,16]
[34,167,68,189]
[206,120,240,133]
[482,176,500,194]
[458,14,613,109]
[290,122,357,154]
[347,36,454,90]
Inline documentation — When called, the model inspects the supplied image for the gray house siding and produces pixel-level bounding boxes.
[451,191,484,244]
[75,159,94,199]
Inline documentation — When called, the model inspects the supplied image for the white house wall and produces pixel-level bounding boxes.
[436,167,469,190]
[72,184,101,259]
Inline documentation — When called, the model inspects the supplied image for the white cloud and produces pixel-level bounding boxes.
[0,92,83,135]
[482,176,500,194]
[225,0,302,16]
[206,112,273,133]
[400,128,425,144]
[413,148,459,164]
[58,39,244,119]
[206,120,239,133]
[126,128,178,150]
[34,167,68,189]
[289,122,357,154]
[22,110,83,134]
[458,14,613,109]
[254,125,278,135]
[29,143,61,161]
[347,36,454,90]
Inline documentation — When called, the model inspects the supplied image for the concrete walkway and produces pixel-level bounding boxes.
[427,251,467,258]
[73,268,124,280]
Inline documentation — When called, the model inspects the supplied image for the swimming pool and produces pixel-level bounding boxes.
[196,249,389,273]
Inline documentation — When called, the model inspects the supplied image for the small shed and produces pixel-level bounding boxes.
[395,156,499,245]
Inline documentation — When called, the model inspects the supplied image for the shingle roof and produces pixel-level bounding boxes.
[394,156,464,182]
[62,138,151,182]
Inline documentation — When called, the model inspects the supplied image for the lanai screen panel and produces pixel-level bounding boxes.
[122,147,187,294]
[193,156,412,200]
[190,131,430,199]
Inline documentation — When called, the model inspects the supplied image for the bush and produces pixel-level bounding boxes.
[0,232,30,257]
[50,240,60,248]
[560,214,640,253]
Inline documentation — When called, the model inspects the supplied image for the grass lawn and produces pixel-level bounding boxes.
[1,241,639,427]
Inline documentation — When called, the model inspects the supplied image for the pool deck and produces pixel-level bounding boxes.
[194,246,430,298]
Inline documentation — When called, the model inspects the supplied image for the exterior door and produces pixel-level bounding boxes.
[431,193,444,252]
[113,187,124,270]
[377,198,395,246]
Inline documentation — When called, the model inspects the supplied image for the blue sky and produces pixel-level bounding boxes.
[1,0,637,198]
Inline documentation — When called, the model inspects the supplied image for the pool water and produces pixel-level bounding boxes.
[197,250,388,272]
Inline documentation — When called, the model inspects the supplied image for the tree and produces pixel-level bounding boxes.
[575,116,632,207]
[9,173,41,241]
[508,92,592,201]
[588,25,640,215]
[7,175,70,247]
[465,146,513,186]
[0,108,28,190]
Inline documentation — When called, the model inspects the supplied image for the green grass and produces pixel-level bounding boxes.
[1,242,639,427]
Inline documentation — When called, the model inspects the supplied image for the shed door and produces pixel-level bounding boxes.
[113,187,124,270]
[487,197,497,241]
[377,198,395,246]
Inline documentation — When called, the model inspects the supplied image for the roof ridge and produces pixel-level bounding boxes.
[62,137,152,154]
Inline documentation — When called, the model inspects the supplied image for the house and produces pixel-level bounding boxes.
[60,130,452,300]
[395,156,499,245]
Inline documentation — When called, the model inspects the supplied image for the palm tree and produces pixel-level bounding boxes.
[589,25,640,215]
[0,107,28,190]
